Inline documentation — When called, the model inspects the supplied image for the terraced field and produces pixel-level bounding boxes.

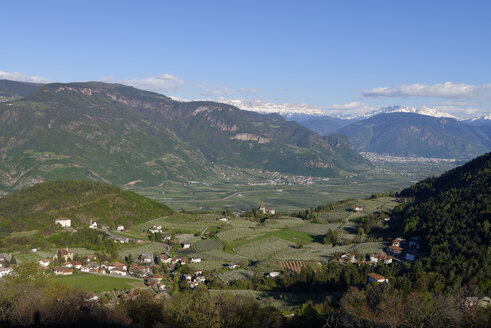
[216,227,273,242]
[234,236,295,261]
[119,243,168,258]
[195,238,224,252]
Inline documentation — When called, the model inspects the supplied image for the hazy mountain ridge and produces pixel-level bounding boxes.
[0,81,368,191]
[336,112,491,159]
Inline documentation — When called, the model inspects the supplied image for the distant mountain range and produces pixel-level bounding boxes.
[0,80,368,191]
[336,112,491,159]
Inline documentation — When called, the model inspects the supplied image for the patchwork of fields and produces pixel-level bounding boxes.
[157,197,398,274]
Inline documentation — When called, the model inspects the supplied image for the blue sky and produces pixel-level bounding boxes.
[1,1,490,117]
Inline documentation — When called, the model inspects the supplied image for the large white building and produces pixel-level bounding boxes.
[55,218,71,228]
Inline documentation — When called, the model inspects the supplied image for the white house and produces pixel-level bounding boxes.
[32,247,38,252]
[218,217,228,222]
[116,225,125,231]
[89,220,97,229]
[353,206,364,212]
[139,254,153,264]
[148,225,163,233]
[110,268,127,276]
[190,257,201,263]
[368,273,388,284]
[0,267,13,278]
[340,253,357,264]
[55,218,71,228]
[226,263,239,269]
[85,293,99,302]
[160,254,172,264]
[80,266,90,273]
[182,243,191,249]
[39,259,52,267]
[109,262,127,271]
[268,271,281,278]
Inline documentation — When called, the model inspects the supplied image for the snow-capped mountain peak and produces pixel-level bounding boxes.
[211,98,325,116]
[388,106,460,120]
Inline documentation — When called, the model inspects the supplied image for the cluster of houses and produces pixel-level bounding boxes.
[182,270,206,288]
[339,251,392,266]
[144,275,166,291]
[339,236,421,266]
[386,236,420,261]
[55,218,127,233]
[258,204,276,215]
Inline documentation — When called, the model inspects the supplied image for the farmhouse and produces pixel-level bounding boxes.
[89,220,97,229]
[72,261,82,269]
[370,252,392,264]
[116,225,125,231]
[0,267,13,277]
[138,254,153,264]
[54,266,73,275]
[258,204,276,215]
[32,247,38,252]
[339,253,357,264]
[160,254,172,264]
[267,271,281,278]
[55,218,71,228]
[62,262,73,269]
[39,259,52,267]
[353,206,364,212]
[218,217,228,222]
[387,245,403,255]
[110,236,130,244]
[148,225,162,234]
[128,264,148,277]
[109,262,127,271]
[85,293,99,302]
[226,263,239,269]
[182,243,191,249]
[190,257,201,263]
[110,266,127,276]
[368,273,388,284]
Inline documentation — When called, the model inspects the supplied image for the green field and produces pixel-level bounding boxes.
[195,238,224,252]
[54,273,145,292]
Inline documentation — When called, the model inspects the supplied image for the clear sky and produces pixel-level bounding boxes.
[1,0,490,117]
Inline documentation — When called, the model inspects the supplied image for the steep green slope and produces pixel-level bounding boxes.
[0,81,368,190]
[0,180,173,233]
[397,152,491,291]
[338,112,491,159]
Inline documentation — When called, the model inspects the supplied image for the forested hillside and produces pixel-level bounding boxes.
[0,180,173,234]
[398,152,491,292]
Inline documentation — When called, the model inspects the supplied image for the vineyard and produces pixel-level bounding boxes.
[279,260,307,273]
